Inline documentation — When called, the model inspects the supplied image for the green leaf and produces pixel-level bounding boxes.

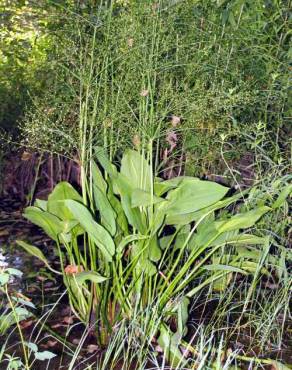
[23,207,62,241]
[91,160,107,193]
[47,182,83,222]
[154,176,185,196]
[218,206,271,233]
[93,185,117,236]
[131,242,157,276]
[114,174,147,234]
[148,235,162,262]
[203,264,247,274]
[166,178,229,216]
[131,188,165,208]
[6,268,22,277]
[0,308,32,335]
[64,200,115,261]
[120,149,151,192]
[25,342,38,353]
[34,351,57,361]
[0,273,9,285]
[176,297,189,336]
[166,191,245,225]
[12,297,35,309]
[192,220,238,250]
[74,271,108,285]
[159,234,174,250]
[91,161,117,235]
[48,181,83,203]
[272,184,292,209]
[108,188,129,237]
[231,261,269,275]
[34,199,47,211]
[95,147,118,178]
[117,234,147,254]
[16,241,61,275]
[212,273,233,292]
[228,234,268,245]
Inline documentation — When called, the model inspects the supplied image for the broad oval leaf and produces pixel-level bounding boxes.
[35,351,57,361]
[166,178,229,216]
[48,181,83,203]
[95,146,118,178]
[47,182,83,221]
[272,184,292,209]
[93,185,117,236]
[154,176,186,196]
[74,271,108,285]
[0,273,9,286]
[121,149,151,191]
[117,234,147,253]
[64,200,115,261]
[131,188,165,208]
[24,207,63,241]
[91,160,107,193]
[218,206,271,233]
[16,241,61,275]
[113,174,147,234]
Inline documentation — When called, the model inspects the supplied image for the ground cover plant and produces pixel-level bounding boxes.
[0,0,291,369]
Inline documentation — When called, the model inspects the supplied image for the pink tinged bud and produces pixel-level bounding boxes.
[140,89,149,97]
[171,115,181,127]
[166,130,178,152]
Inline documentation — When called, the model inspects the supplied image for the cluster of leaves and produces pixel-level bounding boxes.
[17,148,291,364]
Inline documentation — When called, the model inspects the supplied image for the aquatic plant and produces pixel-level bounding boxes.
[17,148,291,364]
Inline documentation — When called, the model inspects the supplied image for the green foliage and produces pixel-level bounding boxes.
[19,0,291,175]
[18,149,281,356]
[0,1,56,132]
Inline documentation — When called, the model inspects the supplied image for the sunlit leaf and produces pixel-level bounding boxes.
[121,149,151,192]
[272,184,292,209]
[218,207,270,233]
[34,351,57,361]
[16,241,61,275]
[131,188,165,208]
[74,271,108,285]
[166,178,229,216]
[64,200,115,261]
[23,207,62,241]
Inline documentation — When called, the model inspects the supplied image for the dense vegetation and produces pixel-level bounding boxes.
[0,1,291,369]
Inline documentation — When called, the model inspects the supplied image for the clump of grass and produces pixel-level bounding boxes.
[20,0,291,178]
